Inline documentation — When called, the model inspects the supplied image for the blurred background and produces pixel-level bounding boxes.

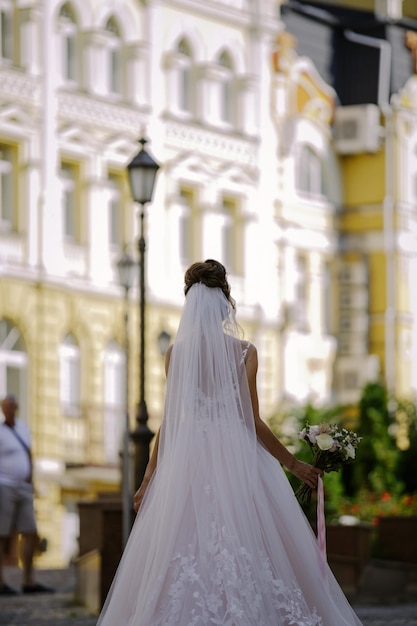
[0,0,416,595]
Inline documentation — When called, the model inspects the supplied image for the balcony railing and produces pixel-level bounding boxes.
[62,403,124,467]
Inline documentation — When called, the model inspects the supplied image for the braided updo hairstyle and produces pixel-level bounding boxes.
[184,259,236,310]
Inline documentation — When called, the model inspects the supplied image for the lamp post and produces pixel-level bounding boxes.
[127,137,160,490]
[116,250,135,546]
[157,330,171,359]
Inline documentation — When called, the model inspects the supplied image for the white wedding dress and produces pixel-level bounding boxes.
[97,284,362,626]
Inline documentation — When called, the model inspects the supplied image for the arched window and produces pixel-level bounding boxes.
[294,252,309,331]
[178,186,200,264]
[59,333,81,417]
[103,341,125,464]
[58,3,78,84]
[296,145,324,197]
[220,196,243,275]
[177,38,193,113]
[0,1,13,62]
[60,160,80,241]
[105,17,122,96]
[0,319,28,419]
[0,143,15,232]
[413,145,417,202]
[218,51,234,124]
[108,172,124,247]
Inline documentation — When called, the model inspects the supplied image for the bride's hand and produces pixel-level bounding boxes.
[133,482,148,513]
[290,459,323,490]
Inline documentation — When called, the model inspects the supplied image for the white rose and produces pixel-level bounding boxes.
[308,425,320,443]
[316,433,334,451]
[299,428,307,440]
[345,443,356,459]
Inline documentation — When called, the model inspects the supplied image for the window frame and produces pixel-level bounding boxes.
[108,172,124,247]
[59,334,81,418]
[0,1,13,63]
[0,319,28,421]
[220,195,243,276]
[218,51,234,126]
[177,38,193,114]
[0,143,15,232]
[58,3,79,85]
[104,17,123,97]
[60,160,80,242]
[103,341,125,464]
[296,144,325,198]
[178,186,200,265]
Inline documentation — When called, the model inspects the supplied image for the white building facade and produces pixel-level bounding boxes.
[0,0,339,566]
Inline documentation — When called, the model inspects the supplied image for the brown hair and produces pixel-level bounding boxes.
[184,259,235,309]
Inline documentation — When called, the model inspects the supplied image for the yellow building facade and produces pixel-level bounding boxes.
[281,0,417,405]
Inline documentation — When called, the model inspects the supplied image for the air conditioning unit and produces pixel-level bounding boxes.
[339,262,368,285]
[333,104,381,155]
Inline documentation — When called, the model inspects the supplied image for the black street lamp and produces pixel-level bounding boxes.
[116,250,135,546]
[157,330,171,358]
[126,137,160,491]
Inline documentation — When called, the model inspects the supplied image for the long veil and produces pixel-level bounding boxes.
[97,283,362,626]
[159,281,257,482]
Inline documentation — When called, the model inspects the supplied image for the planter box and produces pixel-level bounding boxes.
[310,522,373,600]
[375,517,417,563]
[326,524,373,599]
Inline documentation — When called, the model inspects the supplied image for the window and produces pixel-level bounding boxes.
[60,161,79,241]
[296,145,324,197]
[0,319,28,419]
[0,2,13,62]
[340,289,351,308]
[59,333,81,417]
[323,261,333,335]
[341,370,359,392]
[177,38,193,113]
[220,196,243,275]
[108,173,123,246]
[179,187,199,264]
[294,253,309,331]
[0,144,14,230]
[295,254,308,304]
[105,17,122,96]
[103,341,125,464]
[218,51,234,124]
[58,3,78,84]
[340,315,351,331]
[413,145,417,202]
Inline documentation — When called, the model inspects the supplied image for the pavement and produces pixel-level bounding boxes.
[0,567,96,626]
[0,566,416,625]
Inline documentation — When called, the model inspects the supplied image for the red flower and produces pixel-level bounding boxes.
[381,492,391,502]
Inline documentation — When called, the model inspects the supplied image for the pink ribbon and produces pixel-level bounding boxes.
[317,476,327,579]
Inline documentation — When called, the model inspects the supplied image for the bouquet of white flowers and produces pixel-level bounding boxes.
[296,422,362,505]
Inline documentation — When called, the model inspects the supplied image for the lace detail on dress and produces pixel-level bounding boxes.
[149,522,323,626]
[241,341,251,363]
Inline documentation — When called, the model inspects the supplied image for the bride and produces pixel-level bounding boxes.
[97,259,362,626]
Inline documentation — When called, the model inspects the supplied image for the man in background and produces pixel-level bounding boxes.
[0,394,53,595]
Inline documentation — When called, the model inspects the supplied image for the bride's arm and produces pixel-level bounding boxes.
[245,345,321,490]
[133,428,160,512]
[133,345,173,512]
